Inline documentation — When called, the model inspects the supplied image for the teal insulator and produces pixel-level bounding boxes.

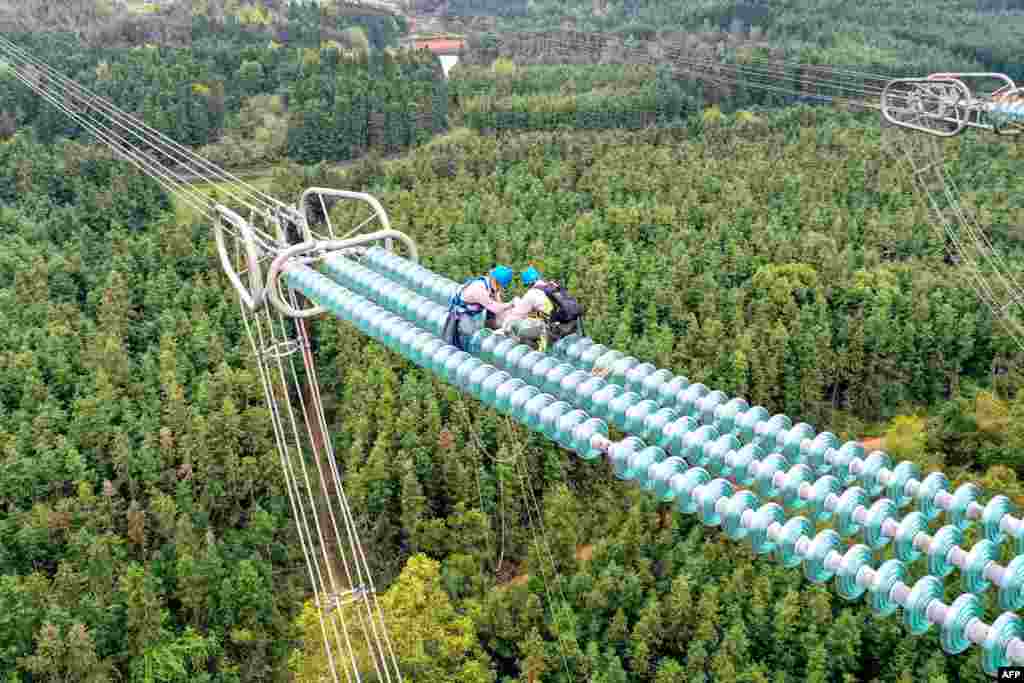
[406,331,431,363]
[420,338,445,369]
[625,362,657,395]
[394,291,413,317]
[641,369,674,401]
[698,479,733,526]
[523,394,555,430]
[724,490,758,540]
[673,467,711,514]
[949,483,980,530]
[833,442,864,486]
[682,425,720,465]
[609,356,640,387]
[572,418,609,461]
[705,434,740,473]
[395,326,415,358]
[395,321,416,347]
[894,511,928,562]
[430,309,448,336]
[697,391,728,426]
[676,383,709,417]
[628,446,665,485]
[657,375,690,409]
[803,529,841,583]
[492,337,519,364]
[781,464,813,510]
[775,516,811,568]
[779,422,814,462]
[651,457,688,501]
[806,432,839,474]
[869,559,906,617]
[412,300,434,328]
[860,451,891,497]
[644,407,680,450]
[481,371,512,406]
[731,443,762,487]
[509,385,540,417]
[999,555,1024,610]
[610,437,646,480]
[404,328,426,357]
[735,406,770,444]
[576,376,608,413]
[713,398,749,434]
[559,370,590,403]
[962,539,999,594]
[864,498,897,549]
[887,461,919,508]
[624,399,659,435]
[552,335,585,362]
[578,344,610,372]
[658,414,691,452]
[550,332,578,357]
[556,410,588,448]
[431,345,458,374]
[530,357,559,388]
[918,471,950,521]
[749,503,785,554]
[983,495,1013,544]
[552,333,585,360]
[940,593,983,655]
[468,364,494,396]
[609,391,642,430]
[836,544,872,600]
[505,344,533,376]
[754,414,792,451]
[904,575,944,635]
[443,351,471,382]
[363,308,384,334]
[927,525,963,577]
[835,487,868,537]
[590,384,623,421]
[566,336,596,363]
[456,357,484,389]
[983,613,1024,676]
[755,453,788,499]
[593,350,625,377]
[517,350,546,378]
[539,401,572,440]
[495,378,527,414]
[478,332,503,363]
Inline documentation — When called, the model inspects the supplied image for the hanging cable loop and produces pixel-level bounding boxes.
[215,204,266,310]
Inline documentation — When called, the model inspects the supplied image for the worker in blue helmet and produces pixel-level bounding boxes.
[442,265,515,350]
[499,266,583,352]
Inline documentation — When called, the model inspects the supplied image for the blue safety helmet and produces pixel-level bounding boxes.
[521,266,541,286]
[490,265,514,288]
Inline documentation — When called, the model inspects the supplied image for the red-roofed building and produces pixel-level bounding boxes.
[412,37,465,55]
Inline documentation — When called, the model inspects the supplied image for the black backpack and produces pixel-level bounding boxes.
[536,282,581,324]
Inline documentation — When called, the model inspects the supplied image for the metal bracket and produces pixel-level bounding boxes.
[214,203,266,310]
[882,72,1022,137]
[881,78,972,137]
[265,229,420,319]
[215,187,419,319]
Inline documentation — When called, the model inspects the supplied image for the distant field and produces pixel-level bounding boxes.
[171,172,277,224]
[125,0,159,13]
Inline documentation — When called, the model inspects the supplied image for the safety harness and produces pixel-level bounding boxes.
[444,276,494,350]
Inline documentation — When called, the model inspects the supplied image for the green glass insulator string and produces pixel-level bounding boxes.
[289,259,1024,675]
[355,246,1024,556]
[318,251,1024,608]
